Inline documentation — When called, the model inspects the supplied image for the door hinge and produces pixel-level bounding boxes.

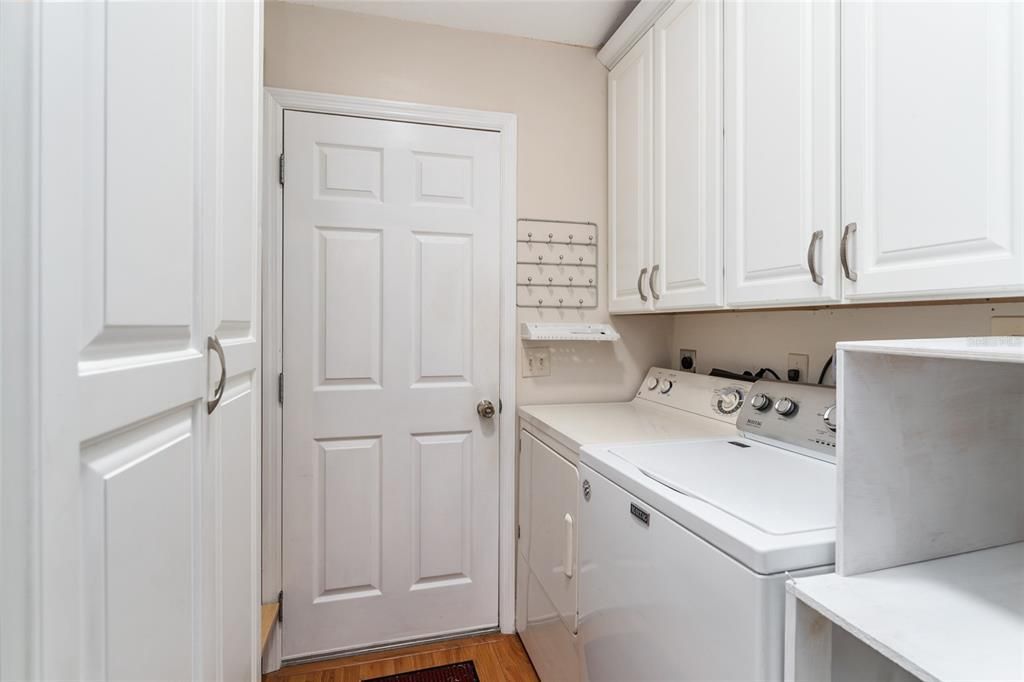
[278,153,285,186]
[277,590,283,623]
[278,372,284,405]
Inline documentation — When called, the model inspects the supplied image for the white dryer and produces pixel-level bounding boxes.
[516,368,751,682]
[579,380,838,681]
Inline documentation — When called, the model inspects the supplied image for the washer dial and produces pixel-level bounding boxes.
[713,386,745,415]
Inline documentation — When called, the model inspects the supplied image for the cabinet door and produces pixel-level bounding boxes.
[651,0,724,311]
[608,31,654,313]
[842,2,1024,301]
[724,0,840,307]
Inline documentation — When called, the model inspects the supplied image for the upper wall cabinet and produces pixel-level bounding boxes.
[652,0,724,310]
[608,31,654,313]
[724,1,840,307]
[841,1,1024,301]
[604,0,1024,313]
[609,0,724,314]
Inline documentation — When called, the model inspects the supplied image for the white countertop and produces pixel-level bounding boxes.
[788,542,1024,682]
[837,336,1024,363]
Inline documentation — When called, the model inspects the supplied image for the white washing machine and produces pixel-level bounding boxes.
[516,368,751,682]
[579,379,838,682]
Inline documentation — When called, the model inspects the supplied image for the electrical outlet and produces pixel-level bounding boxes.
[679,349,697,373]
[523,347,551,378]
[992,316,1024,336]
[787,353,809,383]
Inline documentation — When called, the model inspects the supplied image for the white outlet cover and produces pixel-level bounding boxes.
[787,353,809,382]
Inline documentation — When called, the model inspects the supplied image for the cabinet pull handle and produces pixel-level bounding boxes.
[807,230,823,285]
[840,222,858,282]
[650,264,661,300]
[637,267,649,302]
[207,336,226,415]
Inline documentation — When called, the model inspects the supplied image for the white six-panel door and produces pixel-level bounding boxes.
[841,1,1024,301]
[652,0,724,310]
[609,31,655,313]
[724,0,840,307]
[281,112,502,658]
[37,2,261,680]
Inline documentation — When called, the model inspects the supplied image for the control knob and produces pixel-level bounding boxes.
[659,379,674,394]
[647,377,659,391]
[750,393,772,412]
[823,404,837,432]
[774,397,798,416]
[716,388,744,415]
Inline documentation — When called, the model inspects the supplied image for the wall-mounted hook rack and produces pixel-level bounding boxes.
[516,218,599,309]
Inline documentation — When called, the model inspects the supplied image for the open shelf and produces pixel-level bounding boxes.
[788,542,1024,682]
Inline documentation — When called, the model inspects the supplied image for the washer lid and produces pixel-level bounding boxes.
[609,439,836,535]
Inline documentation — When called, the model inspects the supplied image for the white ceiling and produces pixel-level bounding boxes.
[287,0,639,48]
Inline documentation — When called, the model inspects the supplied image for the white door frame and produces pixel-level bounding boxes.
[261,87,518,668]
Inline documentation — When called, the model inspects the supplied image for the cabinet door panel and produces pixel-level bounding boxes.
[609,32,654,313]
[724,0,840,307]
[652,0,724,311]
[842,2,1024,300]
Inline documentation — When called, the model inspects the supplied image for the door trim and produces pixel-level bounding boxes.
[261,87,518,670]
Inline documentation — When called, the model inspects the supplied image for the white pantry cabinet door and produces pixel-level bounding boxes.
[35,2,261,680]
[724,0,840,307]
[609,31,654,313]
[842,2,1024,301]
[651,0,724,311]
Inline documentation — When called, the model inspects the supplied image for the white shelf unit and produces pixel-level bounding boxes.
[786,337,1024,682]
[787,542,1024,682]
[519,322,620,342]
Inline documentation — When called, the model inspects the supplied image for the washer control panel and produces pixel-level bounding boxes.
[737,379,837,458]
[635,367,750,424]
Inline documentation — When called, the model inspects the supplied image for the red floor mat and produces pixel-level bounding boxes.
[364,660,480,682]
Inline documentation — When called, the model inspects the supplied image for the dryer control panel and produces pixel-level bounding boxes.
[738,379,837,460]
[635,367,751,425]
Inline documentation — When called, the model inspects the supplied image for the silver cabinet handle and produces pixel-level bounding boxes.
[637,267,649,302]
[649,264,661,300]
[807,230,823,285]
[840,222,858,282]
[207,335,226,414]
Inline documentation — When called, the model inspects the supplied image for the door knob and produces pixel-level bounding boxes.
[477,400,496,419]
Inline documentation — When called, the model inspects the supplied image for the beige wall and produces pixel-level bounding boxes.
[672,301,1024,384]
[265,2,672,406]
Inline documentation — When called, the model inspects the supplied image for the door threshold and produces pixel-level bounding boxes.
[282,626,501,666]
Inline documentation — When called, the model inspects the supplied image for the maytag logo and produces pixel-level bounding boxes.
[746,418,763,427]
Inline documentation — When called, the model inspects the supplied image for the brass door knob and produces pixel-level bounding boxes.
[477,400,496,419]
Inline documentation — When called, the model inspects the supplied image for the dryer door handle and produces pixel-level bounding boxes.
[563,513,574,578]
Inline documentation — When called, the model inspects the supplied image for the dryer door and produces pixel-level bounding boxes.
[523,430,579,633]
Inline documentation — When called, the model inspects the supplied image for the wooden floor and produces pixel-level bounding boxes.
[264,633,539,682]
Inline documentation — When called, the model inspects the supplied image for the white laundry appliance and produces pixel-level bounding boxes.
[516,368,751,682]
[579,379,837,682]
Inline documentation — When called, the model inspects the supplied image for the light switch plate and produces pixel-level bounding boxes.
[992,316,1024,336]
[523,347,551,377]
